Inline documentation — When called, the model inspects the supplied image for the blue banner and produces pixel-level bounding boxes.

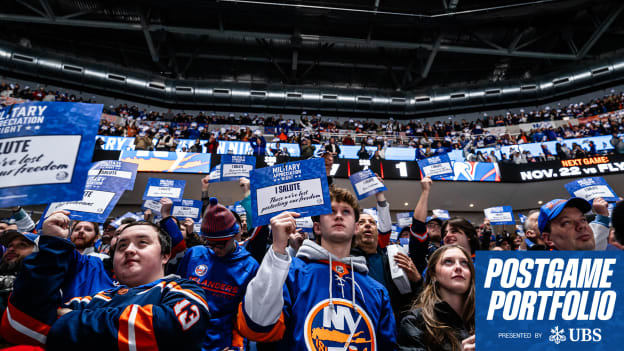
[119,150,211,173]
[432,208,450,220]
[143,178,186,201]
[564,177,618,202]
[220,155,256,182]
[250,158,331,227]
[519,213,528,224]
[87,160,138,191]
[172,199,203,221]
[41,159,129,223]
[0,102,102,207]
[476,251,624,351]
[418,154,454,179]
[208,164,221,183]
[349,168,387,200]
[396,212,413,228]
[484,206,516,225]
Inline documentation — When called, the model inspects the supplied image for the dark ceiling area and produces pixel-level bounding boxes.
[0,0,623,94]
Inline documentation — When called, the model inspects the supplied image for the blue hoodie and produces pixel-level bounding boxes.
[177,243,259,350]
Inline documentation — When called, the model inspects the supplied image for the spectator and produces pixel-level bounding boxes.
[204,134,219,154]
[1,214,210,349]
[249,130,267,156]
[398,245,475,351]
[538,197,610,250]
[237,187,397,349]
[299,136,314,159]
[133,130,153,151]
[324,137,341,158]
[0,231,37,312]
[70,221,100,255]
[175,197,259,350]
[357,143,371,159]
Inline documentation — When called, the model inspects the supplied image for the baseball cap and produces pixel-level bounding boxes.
[425,216,443,226]
[537,198,592,234]
[0,230,38,247]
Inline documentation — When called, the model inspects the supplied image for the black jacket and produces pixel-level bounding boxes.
[351,245,421,321]
[398,302,472,351]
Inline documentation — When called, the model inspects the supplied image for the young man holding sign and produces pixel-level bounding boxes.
[237,186,397,350]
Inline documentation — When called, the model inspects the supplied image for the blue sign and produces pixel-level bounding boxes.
[172,199,203,221]
[396,212,413,228]
[220,155,256,182]
[295,216,314,234]
[476,251,624,351]
[208,164,221,183]
[41,159,130,223]
[142,199,162,215]
[112,212,143,228]
[432,209,450,220]
[518,213,528,224]
[250,158,331,227]
[0,102,102,207]
[143,178,186,201]
[87,160,138,191]
[418,154,454,179]
[564,177,618,202]
[484,206,515,225]
[349,168,387,200]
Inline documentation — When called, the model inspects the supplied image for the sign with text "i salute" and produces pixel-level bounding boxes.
[0,102,103,207]
[250,158,331,227]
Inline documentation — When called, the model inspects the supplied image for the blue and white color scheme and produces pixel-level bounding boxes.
[142,199,162,215]
[220,155,256,182]
[476,251,624,351]
[172,199,203,221]
[432,209,450,220]
[396,212,413,228]
[518,213,528,224]
[0,102,102,207]
[418,154,454,179]
[41,160,129,223]
[564,177,619,202]
[349,168,387,200]
[143,178,186,201]
[484,206,516,225]
[87,160,138,191]
[250,158,331,227]
[208,164,221,183]
[295,216,314,234]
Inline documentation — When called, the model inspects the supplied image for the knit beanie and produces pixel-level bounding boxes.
[200,197,240,240]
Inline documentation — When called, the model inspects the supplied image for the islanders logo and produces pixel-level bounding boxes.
[194,264,208,276]
[304,298,376,351]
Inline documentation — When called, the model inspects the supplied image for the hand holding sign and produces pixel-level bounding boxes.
[592,197,609,216]
[160,197,173,217]
[270,211,300,255]
[42,210,71,239]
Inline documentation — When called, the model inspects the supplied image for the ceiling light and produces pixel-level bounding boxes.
[404,202,409,206]
[538,200,543,205]
[469,203,475,208]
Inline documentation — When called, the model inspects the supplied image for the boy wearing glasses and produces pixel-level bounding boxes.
[176,197,260,350]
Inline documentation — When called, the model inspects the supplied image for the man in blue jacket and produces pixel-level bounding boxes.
[176,197,259,350]
[1,211,210,350]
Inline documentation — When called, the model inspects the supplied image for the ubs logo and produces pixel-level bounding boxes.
[304,298,376,351]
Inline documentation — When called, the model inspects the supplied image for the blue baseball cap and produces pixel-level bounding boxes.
[425,216,443,225]
[0,230,38,247]
[537,198,591,234]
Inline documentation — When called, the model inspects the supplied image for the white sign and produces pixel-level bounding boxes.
[146,186,182,199]
[256,178,324,216]
[46,190,116,216]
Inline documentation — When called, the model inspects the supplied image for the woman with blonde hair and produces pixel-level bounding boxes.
[398,244,476,351]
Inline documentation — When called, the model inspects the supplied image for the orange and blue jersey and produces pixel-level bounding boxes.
[1,235,210,350]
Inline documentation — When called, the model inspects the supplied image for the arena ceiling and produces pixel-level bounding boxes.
[1,0,624,93]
